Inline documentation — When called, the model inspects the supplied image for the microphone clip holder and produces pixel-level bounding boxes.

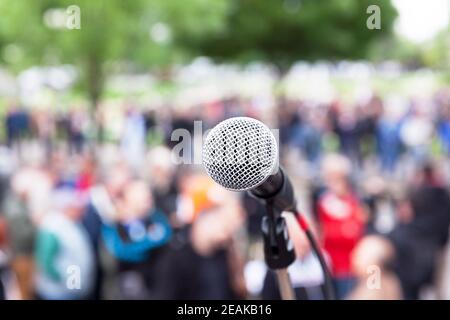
[260,200,296,300]
[261,203,295,269]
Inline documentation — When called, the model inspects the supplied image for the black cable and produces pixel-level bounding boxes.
[294,212,336,300]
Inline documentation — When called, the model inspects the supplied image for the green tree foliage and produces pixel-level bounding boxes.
[421,30,450,70]
[0,0,229,107]
[0,0,398,105]
[190,0,397,69]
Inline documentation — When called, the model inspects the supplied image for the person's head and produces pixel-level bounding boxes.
[117,179,153,223]
[388,182,412,224]
[79,153,96,173]
[146,146,175,189]
[367,95,383,117]
[11,169,31,200]
[321,153,352,196]
[351,235,395,278]
[52,188,88,221]
[103,162,131,198]
[48,149,68,175]
[413,161,440,187]
[177,171,218,224]
[190,186,244,256]
[12,167,54,221]
[362,175,387,198]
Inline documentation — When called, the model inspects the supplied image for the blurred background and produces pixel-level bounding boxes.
[1,0,450,300]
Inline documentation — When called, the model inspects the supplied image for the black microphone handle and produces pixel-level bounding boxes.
[249,167,296,213]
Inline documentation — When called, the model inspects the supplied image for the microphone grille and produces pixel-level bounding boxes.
[202,117,278,191]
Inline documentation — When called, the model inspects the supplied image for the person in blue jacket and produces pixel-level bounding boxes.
[101,179,172,299]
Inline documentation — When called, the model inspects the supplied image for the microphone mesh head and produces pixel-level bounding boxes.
[202,117,278,191]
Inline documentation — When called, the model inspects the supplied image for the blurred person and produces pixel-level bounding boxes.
[33,109,55,158]
[143,109,165,146]
[0,203,7,300]
[329,104,363,166]
[5,104,31,150]
[359,95,402,174]
[1,169,38,300]
[84,161,131,244]
[0,149,13,300]
[55,111,71,144]
[144,109,156,136]
[68,110,88,155]
[359,96,382,136]
[361,176,396,235]
[387,162,450,299]
[400,103,433,164]
[82,161,132,299]
[48,149,75,189]
[0,154,55,300]
[355,97,382,162]
[436,102,450,156]
[277,98,301,149]
[0,149,12,300]
[94,105,107,144]
[101,179,172,299]
[203,100,226,130]
[153,174,247,299]
[376,106,403,174]
[121,107,146,172]
[291,107,323,167]
[146,146,178,219]
[261,213,326,300]
[168,109,195,149]
[223,96,245,119]
[35,187,95,300]
[314,153,366,299]
[348,235,402,300]
[75,154,97,193]
[174,172,218,225]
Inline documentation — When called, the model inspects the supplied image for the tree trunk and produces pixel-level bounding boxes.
[86,55,103,144]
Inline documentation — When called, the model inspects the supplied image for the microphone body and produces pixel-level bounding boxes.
[250,167,296,213]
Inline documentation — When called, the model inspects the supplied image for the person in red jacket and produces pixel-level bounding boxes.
[316,153,366,299]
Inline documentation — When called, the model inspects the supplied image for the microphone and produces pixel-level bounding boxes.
[202,117,335,300]
[202,117,296,213]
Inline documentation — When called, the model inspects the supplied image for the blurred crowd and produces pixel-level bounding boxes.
[1,87,450,300]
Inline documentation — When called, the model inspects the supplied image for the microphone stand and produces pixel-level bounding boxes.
[254,167,335,300]
[261,200,296,300]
